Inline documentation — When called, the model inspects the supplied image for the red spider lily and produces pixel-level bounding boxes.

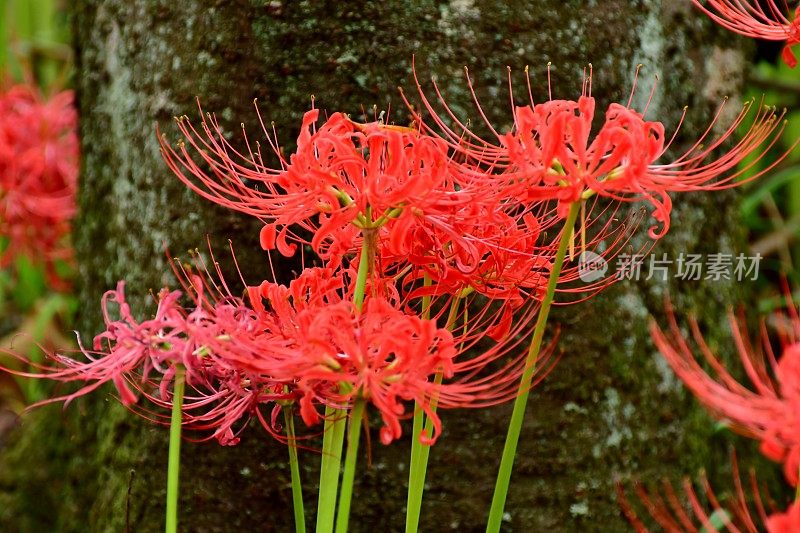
[239,266,557,445]
[159,102,497,268]
[617,456,797,532]
[690,1,800,68]
[651,288,800,487]
[380,194,652,305]
[0,277,292,446]
[405,64,791,239]
[0,83,78,286]
[277,296,458,446]
[380,203,553,301]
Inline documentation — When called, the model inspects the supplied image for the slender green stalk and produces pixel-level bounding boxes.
[317,230,375,532]
[405,373,445,531]
[353,229,376,312]
[166,366,186,533]
[334,398,366,533]
[406,408,426,532]
[405,297,461,532]
[284,409,306,533]
[485,201,581,533]
[316,406,346,533]
[406,275,431,532]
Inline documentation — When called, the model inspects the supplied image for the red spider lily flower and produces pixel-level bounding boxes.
[1,281,188,406]
[651,288,800,487]
[158,102,496,268]
[382,204,553,301]
[405,64,791,239]
[283,296,458,446]
[0,277,293,446]
[381,194,651,305]
[239,266,557,445]
[690,1,800,68]
[617,455,797,532]
[0,83,78,286]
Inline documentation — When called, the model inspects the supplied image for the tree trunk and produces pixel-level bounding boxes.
[1,1,756,531]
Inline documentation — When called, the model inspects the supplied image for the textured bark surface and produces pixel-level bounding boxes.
[0,1,763,531]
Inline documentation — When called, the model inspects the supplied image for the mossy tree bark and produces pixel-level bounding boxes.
[0,1,762,531]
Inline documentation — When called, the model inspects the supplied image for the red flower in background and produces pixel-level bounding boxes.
[618,455,798,532]
[0,84,78,285]
[690,1,800,68]
[651,288,800,486]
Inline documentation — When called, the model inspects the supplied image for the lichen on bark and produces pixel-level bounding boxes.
[0,1,763,531]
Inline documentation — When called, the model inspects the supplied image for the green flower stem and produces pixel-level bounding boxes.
[353,229,376,312]
[405,375,443,533]
[317,228,375,532]
[316,406,347,533]
[330,230,373,531]
[406,408,427,533]
[285,409,306,533]
[334,398,366,533]
[405,275,432,533]
[485,201,581,533]
[165,365,186,533]
[405,297,462,532]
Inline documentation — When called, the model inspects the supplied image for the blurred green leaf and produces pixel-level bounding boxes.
[0,2,7,73]
[3,0,72,88]
[740,165,800,226]
[11,255,46,311]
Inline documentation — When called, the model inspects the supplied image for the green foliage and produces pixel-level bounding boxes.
[2,0,71,88]
[11,256,46,311]
[740,59,800,283]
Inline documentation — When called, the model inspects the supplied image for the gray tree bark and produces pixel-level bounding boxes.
[0,1,758,531]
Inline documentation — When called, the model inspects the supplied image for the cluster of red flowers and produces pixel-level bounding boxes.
[691,1,800,68]
[0,83,78,284]
[2,67,790,455]
[2,253,552,446]
[3,4,799,530]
